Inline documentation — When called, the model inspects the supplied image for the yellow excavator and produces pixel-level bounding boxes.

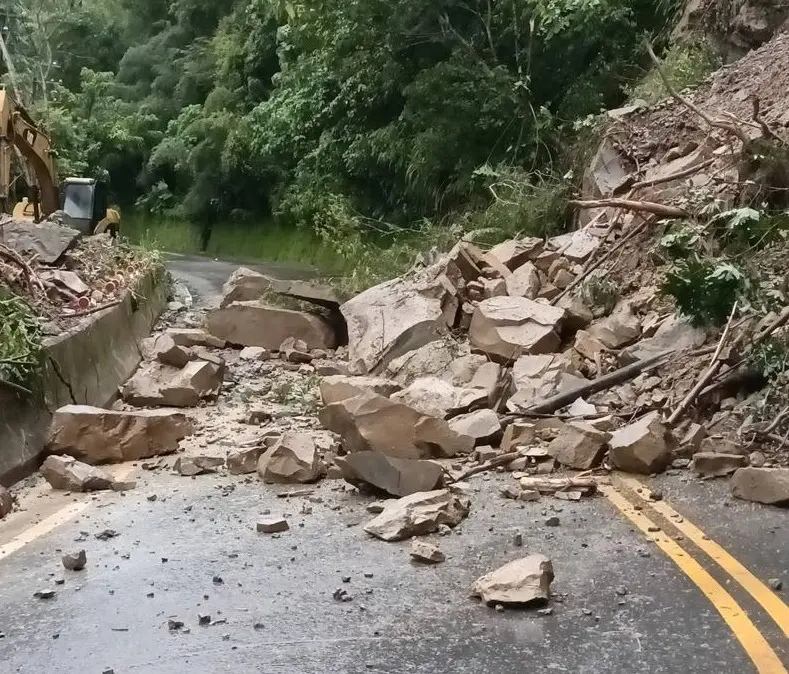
[0,90,120,236]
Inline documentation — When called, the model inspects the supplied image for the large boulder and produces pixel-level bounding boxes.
[547,421,611,470]
[730,467,789,505]
[319,375,402,406]
[257,432,324,483]
[40,455,121,492]
[390,377,488,418]
[267,278,343,309]
[220,267,272,307]
[505,262,541,299]
[341,269,457,375]
[608,411,673,474]
[150,334,192,368]
[165,328,225,349]
[692,452,747,478]
[620,317,705,364]
[587,304,642,349]
[364,489,470,541]
[226,446,265,475]
[2,219,80,265]
[385,340,463,385]
[469,297,567,361]
[208,301,336,349]
[121,360,224,408]
[46,405,193,464]
[547,230,599,263]
[335,452,444,497]
[318,391,474,459]
[471,555,554,606]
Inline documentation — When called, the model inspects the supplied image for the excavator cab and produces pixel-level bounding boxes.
[61,178,118,237]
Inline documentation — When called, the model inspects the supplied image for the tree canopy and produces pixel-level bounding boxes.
[2,0,679,238]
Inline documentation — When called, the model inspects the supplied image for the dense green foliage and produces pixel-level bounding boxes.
[4,0,679,251]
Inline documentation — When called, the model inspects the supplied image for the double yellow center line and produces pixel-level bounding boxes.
[600,475,788,674]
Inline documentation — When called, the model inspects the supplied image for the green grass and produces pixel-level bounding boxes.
[122,215,348,273]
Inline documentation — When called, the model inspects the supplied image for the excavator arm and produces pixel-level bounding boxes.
[0,90,59,217]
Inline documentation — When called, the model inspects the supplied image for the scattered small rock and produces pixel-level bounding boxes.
[545,516,560,527]
[257,518,289,534]
[409,540,446,564]
[769,578,783,591]
[62,550,86,571]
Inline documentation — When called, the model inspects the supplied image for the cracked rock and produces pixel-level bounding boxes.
[409,540,446,564]
[471,554,554,607]
[226,446,265,475]
[40,455,125,492]
[364,489,470,541]
[334,452,443,497]
[608,411,673,474]
[692,452,747,478]
[730,467,789,505]
[257,432,324,483]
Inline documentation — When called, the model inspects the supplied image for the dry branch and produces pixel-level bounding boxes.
[630,158,715,190]
[569,198,688,218]
[447,451,521,483]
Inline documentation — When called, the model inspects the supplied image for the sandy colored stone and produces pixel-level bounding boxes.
[488,238,544,270]
[608,411,673,474]
[62,550,87,571]
[364,489,470,541]
[730,467,789,505]
[257,518,289,533]
[239,346,271,361]
[257,432,324,483]
[692,452,747,478]
[174,455,224,476]
[390,377,488,418]
[335,452,444,497]
[469,297,567,361]
[319,375,402,405]
[220,267,272,307]
[505,262,541,299]
[47,405,192,464]
[385,340,461,385]
[122,360,223,408]
[0,486,13,518]
[208,301,336,349]
[508,354,586,411]
[471,554,554,606]
[547,421,611,470]
[150,334,191,368]
[319,392,473,459]
[448,409,501,444]
[165,328,225,349]
[226,446,265,475]
[587,305,642,349]
[40,455,118,491]
[409,540,446,564]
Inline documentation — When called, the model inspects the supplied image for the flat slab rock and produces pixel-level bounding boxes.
[122,360,224,408]
[208,301,336,350]
[471,554,554,607]
[40,455,130,492]
[364,489,470,541]
[334,451,444,497]
[730,467,789,505]
[46,405,193,464]
[319,375,402,406]
[390,377,488,418]
[1,219,81,265]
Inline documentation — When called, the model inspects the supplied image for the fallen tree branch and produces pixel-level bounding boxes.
[62,299,122,318]
[518,475,599,494]
[552,220,648,304]
[0,377,32,396]
[667,301,737,425]
[630,158,715,190]
[447,451,520,483]
[517,350,673,415]
[568,198,688,218]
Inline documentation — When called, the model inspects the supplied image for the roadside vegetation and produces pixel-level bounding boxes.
[3,0,693,290]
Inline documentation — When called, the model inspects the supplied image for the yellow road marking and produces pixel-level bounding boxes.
[0,464,136,562]
[617,474,789,639]
[600,483,788,674]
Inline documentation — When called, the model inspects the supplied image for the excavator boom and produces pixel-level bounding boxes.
[0,89,59,217]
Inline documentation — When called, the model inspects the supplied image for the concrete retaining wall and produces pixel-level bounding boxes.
[0,269,168,485]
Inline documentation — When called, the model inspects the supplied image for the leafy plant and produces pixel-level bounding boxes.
[0,291,43,387]
[750,336,789,384]
[580,276,621,315]
[661,259,750,326]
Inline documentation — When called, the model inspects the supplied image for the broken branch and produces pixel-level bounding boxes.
[568,198,688,218]
[518,350,673,415]
[667,301,737,426]
[630,158,715,190]
[448,451,520,483]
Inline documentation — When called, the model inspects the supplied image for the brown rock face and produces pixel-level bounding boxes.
[691,452,748,478]
[174,456,225,476]
[40,455,118,491]
[165,328,225,349]
[47,405,192,464]
[335,452,444,497]
[505,262,541,299]
[151,334,192,368]
[220,267,272,307]
[257,432,324,483]
[730,467,789,505]
[471,555,554,606]
[608,411,673,474]
[390,377,488,418]
[587,305,642,349]
[122,360,224,408]
[208,301,336,349]
[488,238,544,270]
[226,446,265,475]
[409,540,446,564]
[0,486,13,518]
[547,422,611,470]
[508,354,586,411]
[341,269,456,375]
[319,375,402,405]
[469,297,566,361]
[318,392,474,459]
[448,409,502,445]
[363,489,470,541]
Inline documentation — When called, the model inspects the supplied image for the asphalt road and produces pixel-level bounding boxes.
[0,255,787,673]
